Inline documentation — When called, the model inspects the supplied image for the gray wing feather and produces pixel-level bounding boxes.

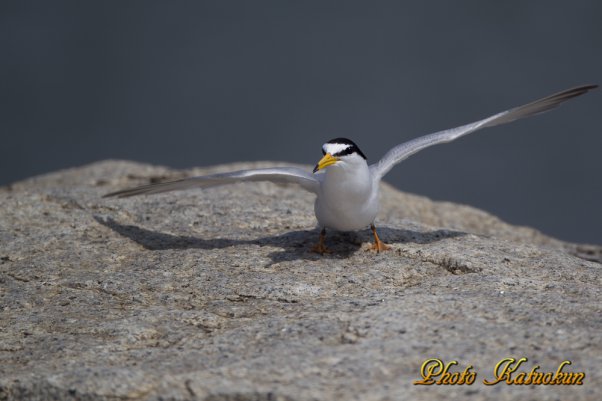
[104,167,319,198]
[371,85,597,179]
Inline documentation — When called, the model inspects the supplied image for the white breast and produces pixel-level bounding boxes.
[314,160,379,231]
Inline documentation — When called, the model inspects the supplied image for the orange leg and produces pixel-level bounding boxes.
[311,228,331,254]
[369,224,390,253]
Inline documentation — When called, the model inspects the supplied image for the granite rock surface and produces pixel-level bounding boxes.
[1,160,601,400]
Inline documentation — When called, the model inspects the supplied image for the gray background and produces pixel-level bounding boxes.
[1,1,600,244]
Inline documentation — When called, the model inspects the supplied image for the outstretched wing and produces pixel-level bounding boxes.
[103,167,319,198]
[370,84,597,180]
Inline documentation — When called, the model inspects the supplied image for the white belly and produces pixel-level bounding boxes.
[314,169,379,232]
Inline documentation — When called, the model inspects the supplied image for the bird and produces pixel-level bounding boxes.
[104,84,597,254]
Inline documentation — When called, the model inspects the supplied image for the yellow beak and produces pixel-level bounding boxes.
[313,153,339,173]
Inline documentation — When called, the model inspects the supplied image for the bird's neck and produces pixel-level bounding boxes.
[322,162,373,196]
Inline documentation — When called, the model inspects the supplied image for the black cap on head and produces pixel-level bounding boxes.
[322,137,367,160]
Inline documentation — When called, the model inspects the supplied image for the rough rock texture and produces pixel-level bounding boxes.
[1,160,601,401]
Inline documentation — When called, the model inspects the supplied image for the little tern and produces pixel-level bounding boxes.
[105,85,597,253]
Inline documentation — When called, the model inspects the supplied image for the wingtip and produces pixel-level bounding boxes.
[564,84,598,94]
[102,191,125,199]
[102,188,141,198]
[570,84,598,95]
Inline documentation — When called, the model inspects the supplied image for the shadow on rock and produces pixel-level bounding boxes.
[94,216,466,265]
[377,226,466,244]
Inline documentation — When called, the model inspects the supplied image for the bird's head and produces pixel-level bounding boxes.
[313,138,368,173]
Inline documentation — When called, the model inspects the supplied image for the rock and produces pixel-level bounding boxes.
[1,160,600,401]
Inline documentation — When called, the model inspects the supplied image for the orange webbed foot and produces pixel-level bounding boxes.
[311,242,331,255]
[368,224,391,253]
[368,239,391,253]
[311,227,331,255]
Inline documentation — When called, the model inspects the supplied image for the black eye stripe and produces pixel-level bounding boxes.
[332,147,353,157]
[332,146,367,160]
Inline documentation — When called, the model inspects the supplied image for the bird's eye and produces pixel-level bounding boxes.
[322,149,326,155]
